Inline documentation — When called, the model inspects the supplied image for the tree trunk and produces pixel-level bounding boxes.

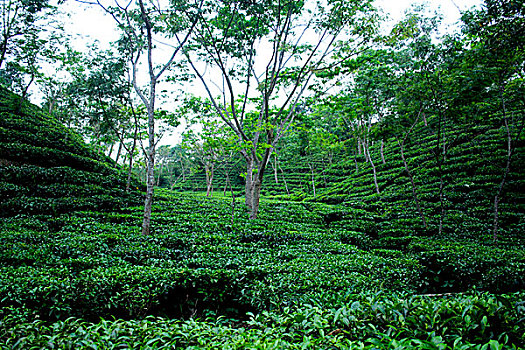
[438,164,445,235]
[47,88,60,115]
[249,177,262,220]
[398,138,427,229]
[428,79,448,235]
[0,37,8,69]
[107,143,114,158]
[115,133,124,164]
[365,141,380,195]
[309,163,316,197]
[126,125,138,191]
[223,173,229,196]
[380,140,386,164]
[226,172,236,226]
[126,151,135,191]
[142,147,155,235]
[493,140,510,241]
[205,163,214,197]
[363,139,370,162]
[141,103,156,235]
[278,161,290,195]
[493,86,512,241]
[16,74,35,113]
[273,155,279,183]
[180,160,186,182]
[245,159,254,211]
[434,125,446,236]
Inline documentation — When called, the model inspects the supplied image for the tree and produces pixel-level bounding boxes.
[87,0,199,235]
[0,0,52,68]
[318,8,448,230]
[180,0,377,219]
[461,0,525,240]
[55,48,131,150]
[180,96,237,197]
[288,101,348,195]
[367,8,454,233]
[310,48,400,197]
[162,145,194,189]
[384,11,444,231]
[0,0,64,107]
[40,47,86,125]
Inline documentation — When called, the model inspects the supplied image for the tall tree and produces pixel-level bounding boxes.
[0,0,52,68]
[55,48,130,149]
[181,97,236,197]
[180,0,376,219]
[387,11,444,231]
[461,0,525,240]
[0,0,64,106]
[87,0,199,235]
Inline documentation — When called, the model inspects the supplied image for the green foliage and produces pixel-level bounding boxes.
[0,87,143,216]
[1,190,524,347]
[1,1,524,348]
[1,290,523,348]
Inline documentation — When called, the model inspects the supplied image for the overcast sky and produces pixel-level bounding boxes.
[63,0,483,50]
[59,0,483,145]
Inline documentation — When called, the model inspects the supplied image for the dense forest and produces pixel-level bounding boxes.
[0,0,524,348]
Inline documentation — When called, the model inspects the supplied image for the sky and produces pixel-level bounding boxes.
[62,0,483,49]
[376,0,482,26]
[59,0,484,146]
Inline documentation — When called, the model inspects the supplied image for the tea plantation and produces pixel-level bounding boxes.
[1,192,524,349]
[0,87,143,216]
[1,90,524,348]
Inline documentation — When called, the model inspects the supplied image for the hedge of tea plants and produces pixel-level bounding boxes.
[174,108,524,244]
[308,115,525,239]
[0,87,143,216]
[2,291,524,349]
[1,191,524,348]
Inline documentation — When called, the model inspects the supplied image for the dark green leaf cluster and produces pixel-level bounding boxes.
[0,87,143,216]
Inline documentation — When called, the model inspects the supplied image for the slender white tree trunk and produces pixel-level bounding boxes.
[309,163,316,197]
[205,163,214,197]
[365,141,380,195]
[380,140,386,164]
[142,104,156,236]
[278,161,290,195]
[115,140,123,164]
[249,177,262,220]
[273,155,279,183]
[398,138,427,229]
[107,143,114,158]
[244,158,254,211]
[493,86,513,242]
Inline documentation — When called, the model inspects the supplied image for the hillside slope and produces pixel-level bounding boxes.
[0,87,142,216]
[314,115,524,238]
[172,113,524,240]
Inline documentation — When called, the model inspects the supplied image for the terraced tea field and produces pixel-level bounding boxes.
[1,191,524,348]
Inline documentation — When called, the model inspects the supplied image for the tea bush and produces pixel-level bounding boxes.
[1,291,523,349]
[0,88,143,216]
